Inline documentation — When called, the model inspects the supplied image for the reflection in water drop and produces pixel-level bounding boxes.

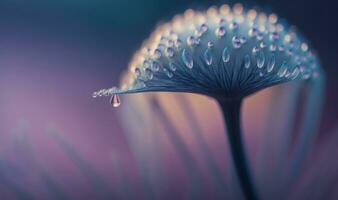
[110,94,121,108]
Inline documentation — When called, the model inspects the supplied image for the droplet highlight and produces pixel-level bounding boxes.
[182,49,193,69]
[110,94,121,108]
[204,48,213,65]
[222,47,230,63]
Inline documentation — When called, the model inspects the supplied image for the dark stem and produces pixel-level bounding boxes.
[218,99,258,200]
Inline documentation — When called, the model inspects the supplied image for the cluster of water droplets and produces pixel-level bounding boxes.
[93,3,321,107]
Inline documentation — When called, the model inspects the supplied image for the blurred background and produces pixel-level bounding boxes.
[0,0,337,199]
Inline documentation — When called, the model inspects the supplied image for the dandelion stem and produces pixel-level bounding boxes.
[218,99,258,200]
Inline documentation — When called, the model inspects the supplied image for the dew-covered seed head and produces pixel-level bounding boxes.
[94,3,322,101]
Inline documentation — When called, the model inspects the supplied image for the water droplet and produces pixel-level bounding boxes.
[167,39,174,47]
[110,94,121,108]
[300,66,312,79]
[166,47,175,57]
[134,67,141,76]
[216,26,226,37]
[252,46,260,54]
[270,32,280,41]
[240,36,247,44]
[248,27,258,37]
[197,24,208,36]
[278,45,285,51]
[232,36,241,48]
[229,22,238,30]
[152,61,161,71]
[267,54,275,72]
[164,68,174,78]
[244,54,251,69]
[269,44,277,51]
[182,49,193,69]
[256,50,265,68]
[175,39,183,49]
[143,60,150,68]
[259,72,264,77]
[260,42,267,48]
[204,48,213,65]
[145,68,154,80]
[187,36,196,46]
[207,41,214,48]
[222,47,230,62]
[277,61,287,77]
[291,67,300,79]
[256,32,264,40]
[169,62,177,71]
[92,92,98,98]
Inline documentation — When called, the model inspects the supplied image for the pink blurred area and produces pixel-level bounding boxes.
[0,30,141,198]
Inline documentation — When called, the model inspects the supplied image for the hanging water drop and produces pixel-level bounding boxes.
[182,49,193,69]
[164,68,174,78]
[277,61,287,77]
[244,54,251,69]
[204,48,213,65]
[110,94,121,108]
[152,61,161,71]
[229,22,238,30]
[267,54,275,72]
[216,26,226,37]
[153,49,162,59]
[256,50,265,68]
[291,67,300,80]
[222,47,230,62]
[166,47,175,58]
[187,36,196,46]
[232,36,242,48]
[145,68,154,80]
[169,62,177,71]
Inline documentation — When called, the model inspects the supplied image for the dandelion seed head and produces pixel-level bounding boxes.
[94,3,321,100]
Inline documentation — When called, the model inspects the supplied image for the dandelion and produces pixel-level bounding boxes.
[94,3,324,200]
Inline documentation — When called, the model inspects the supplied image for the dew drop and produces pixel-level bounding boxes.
[145,68,154,80]
[240,36,247,44]
[152,61,161,71]
[182,49,193,69]
[291,67,300,79]
[244,54,251,69]
[134,67,141,76]
[256,50,265,68]
[232,36,241,48]
[248,27,258,37]
[169,62,177,71]
[259,72,264,77]
[166,47,175,57]
[300,66,312,79]
[92,92,98,98]
[260,42,267,48]
[269,44,277,51]
[256,32,264,40]
[187,36,196,46]
[270,32,280,41]
[167,39,174,47]
[110,94,121,108]
[153,49,162,59]
[164,68,174,78]
[267,54,275,72]
[197,24,208,36]
[222,47,230,62]
[175,39,183,49]
[277,61,287,77]
[216,26,226,37]
[229,22,238,30]
[204,48,213,65]
[143,60,150,68]
[207,41,214,48]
